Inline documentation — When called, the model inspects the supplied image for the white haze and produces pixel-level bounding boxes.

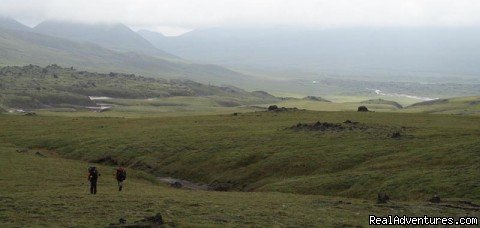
[1,0,480,35]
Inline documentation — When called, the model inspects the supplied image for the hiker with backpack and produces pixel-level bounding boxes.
[87,166,100,194]
[115,166,127,191]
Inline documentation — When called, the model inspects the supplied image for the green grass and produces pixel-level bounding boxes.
[1,145,478,227]
[405,96,480,115]
[1,110,479,202]
[267,99,401,112]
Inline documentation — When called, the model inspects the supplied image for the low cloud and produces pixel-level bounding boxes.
[2,0,480,35]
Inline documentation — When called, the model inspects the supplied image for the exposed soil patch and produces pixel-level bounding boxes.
[108,213,174,227]
[157,177,209,191]
[157,177,235,192]
[439,200,480,211]
[290,120,371,132]
[267,105,301,112]
[289,120,411,139]
[91,156,118,165]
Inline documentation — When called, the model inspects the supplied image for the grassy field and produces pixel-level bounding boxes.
[404,96,480,115]
[1,110,479,203]
[34,96,265,118]
[1,145,478,227]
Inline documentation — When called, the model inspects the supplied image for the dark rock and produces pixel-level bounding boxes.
[233,112,238,116]
[35,151,46,157]
[291,121,345,132]
[391,131,402,138]
[343,120,359,124]
[377,192,390,204]
[16,148,28,153]
[170,181,183,188]
[267,105,278,111]
[357,106,369,112]
[428,195,441,203]
[208,182,232,191]
[139,213,164,225]
[92,156,118,165]
[109,213,164,227]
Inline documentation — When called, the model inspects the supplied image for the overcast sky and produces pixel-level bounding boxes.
[1,0,480,36]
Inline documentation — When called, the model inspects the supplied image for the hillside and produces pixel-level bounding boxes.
[34,21,177,59]
[1,111,479,202]
[0,17,31,31]
[3,145,477,226]
[405,96,480,115]
[0,65,278,109]
[361,99,403,109]
[0,25,251,85]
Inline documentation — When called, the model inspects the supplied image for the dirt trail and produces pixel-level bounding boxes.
[157,177,209,190]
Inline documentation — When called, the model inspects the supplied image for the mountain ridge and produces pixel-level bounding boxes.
[0,19,253,86]
[139,27,480,79]
[34,20,177,59]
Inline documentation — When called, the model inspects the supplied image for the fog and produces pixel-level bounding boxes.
[1,0,480,35]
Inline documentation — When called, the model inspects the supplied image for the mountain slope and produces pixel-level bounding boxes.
[139,27,480,79]
[0,26,250,85]
[34,21,176,59]
[0,17,31,31]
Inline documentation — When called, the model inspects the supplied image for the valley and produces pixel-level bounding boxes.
[1,6,480,227]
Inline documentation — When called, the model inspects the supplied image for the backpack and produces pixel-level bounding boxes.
[88,166,97,174]
[116,167,126,181]
[88,166,99,181]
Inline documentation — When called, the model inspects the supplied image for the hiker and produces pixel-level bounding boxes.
[115,166,127,191]
[88,166,100,194]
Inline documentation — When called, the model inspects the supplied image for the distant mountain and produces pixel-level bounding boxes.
[0,23,252,86]
[137,29,169,44]
[139,27,480,79]
[34,21,176,59]
[0,17,31,31]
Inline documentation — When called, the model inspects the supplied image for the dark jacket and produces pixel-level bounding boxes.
[88,170,99,182]
[116,168,126,181]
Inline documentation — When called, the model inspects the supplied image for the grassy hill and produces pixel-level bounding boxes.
[0,65,278,109]
[2,145,477,226]
[405,96,480,115]
[1,111,479,202]
[361,99,403,109]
